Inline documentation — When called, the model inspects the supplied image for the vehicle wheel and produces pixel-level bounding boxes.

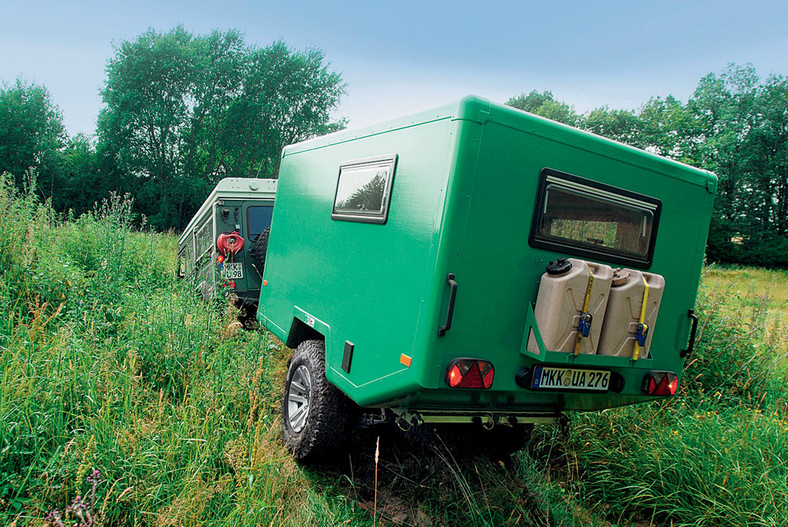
[237,302,258,330]
[282,339,349,462]
[250,227,270,277]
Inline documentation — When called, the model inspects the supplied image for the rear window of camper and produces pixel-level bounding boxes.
[332,155,397,224]
[248,205,274,241]
[530,169,661,267]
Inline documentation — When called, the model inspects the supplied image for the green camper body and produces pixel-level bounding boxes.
[258,96,716,423]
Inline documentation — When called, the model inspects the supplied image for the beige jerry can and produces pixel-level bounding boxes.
[528,258,613,354]
[597,269,665,359]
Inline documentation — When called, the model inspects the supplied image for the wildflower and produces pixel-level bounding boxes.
[45,510,63,526]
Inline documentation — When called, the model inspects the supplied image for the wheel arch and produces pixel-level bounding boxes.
[286,316,326,349]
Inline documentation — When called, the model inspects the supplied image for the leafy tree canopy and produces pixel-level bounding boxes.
[506,90,582,127]
[97,27,346,230]
[508,64,788,267]
[0,79,66,190]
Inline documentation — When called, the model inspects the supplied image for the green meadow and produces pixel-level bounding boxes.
[1,177,786,526]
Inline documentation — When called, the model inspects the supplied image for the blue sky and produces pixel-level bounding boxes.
[3,0,788,137]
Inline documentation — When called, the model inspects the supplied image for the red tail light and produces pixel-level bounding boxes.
[446,359,494,389]
[642,371,678,396]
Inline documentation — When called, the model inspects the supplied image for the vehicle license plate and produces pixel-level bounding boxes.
[531,366,610,392]
[221,262,244,279]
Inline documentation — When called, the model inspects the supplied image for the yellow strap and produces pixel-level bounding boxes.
[573,264,595,356]
[632,274,650,360]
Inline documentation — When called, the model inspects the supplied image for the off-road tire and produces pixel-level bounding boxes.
[250,227,270,277]
[237,302,258,330]
[282,339,349,462]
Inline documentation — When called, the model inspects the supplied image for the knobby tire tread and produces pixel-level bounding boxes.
[282,339,349,462]
[250,226,270,276]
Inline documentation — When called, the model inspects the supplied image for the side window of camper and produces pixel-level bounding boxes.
[177,242,193,278]
[332,154,397,224]
[530,169,661,267]
[195,218,213,260]
[247,205,274,241]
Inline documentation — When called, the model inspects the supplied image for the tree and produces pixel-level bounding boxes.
[219,42,346,179]
[506,90,582,127]
[583,106,642,146]
[506,63,788,267]
[97,27,200,228]
[50,134,116,217]
[686,65,762,263]
[729,74,788,265]
[749,76,788,238]
[97,27,346,230]
[636,95,701,163]
[0,79,66,191]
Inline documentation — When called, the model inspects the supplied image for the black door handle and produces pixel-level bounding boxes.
[680,309,699,358]
[437,273,457,337]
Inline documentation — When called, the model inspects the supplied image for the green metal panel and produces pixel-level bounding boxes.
[259,108,463,405]
[259,96,716,414]
[428,103,715,412]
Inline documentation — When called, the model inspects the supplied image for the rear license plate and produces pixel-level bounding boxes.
[221,262,243,279]
[531,366,610,392]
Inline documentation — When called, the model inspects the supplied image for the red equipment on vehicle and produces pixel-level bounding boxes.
[217,231,244,255]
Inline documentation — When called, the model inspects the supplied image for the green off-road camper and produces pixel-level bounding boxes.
[256,96,717,461]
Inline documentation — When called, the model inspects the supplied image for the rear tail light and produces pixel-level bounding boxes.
[642,371,678,396]
[447,359,494,389]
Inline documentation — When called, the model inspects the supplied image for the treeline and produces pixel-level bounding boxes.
[507,64,788,267]
[1,28,786,266]
[0,27,345,231]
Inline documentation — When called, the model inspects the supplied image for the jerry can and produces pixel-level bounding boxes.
[597,269,665,359]
[529,258,614,354]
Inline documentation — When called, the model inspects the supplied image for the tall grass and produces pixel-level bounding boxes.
[0,173,372,526]
[531,272,788,526]
[2,170,786,526]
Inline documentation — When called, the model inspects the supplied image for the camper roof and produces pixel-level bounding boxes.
[178,178,277,246]
[283,96,717,192]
